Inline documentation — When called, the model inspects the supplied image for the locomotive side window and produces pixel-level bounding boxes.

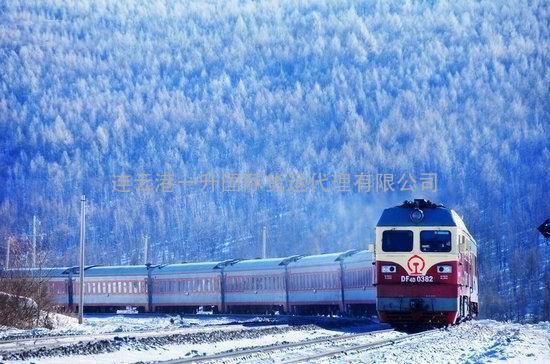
[382,230,413,252]
[420,230,452,252]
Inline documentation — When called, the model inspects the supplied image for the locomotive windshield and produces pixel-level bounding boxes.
[382,230,413,252]
[420,230,452,252]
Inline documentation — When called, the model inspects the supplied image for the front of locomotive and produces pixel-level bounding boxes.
[374,199,461,326]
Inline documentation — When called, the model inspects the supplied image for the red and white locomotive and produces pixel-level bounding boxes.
[374,199,478,326]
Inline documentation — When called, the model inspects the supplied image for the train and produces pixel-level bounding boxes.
[374,199,479,326]
[1,199,478,326]
[2,251,376,316]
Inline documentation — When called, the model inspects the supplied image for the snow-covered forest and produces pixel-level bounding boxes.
[0,0,548,320]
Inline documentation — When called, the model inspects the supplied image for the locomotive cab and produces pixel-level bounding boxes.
[374,199,478,327]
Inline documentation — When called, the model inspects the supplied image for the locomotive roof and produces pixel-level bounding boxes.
[376,199,459,227]
[224,256,301,271]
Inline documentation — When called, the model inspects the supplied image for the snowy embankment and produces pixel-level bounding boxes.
[328,320,550,364]
[1,318,548,363]
[0,314,380,362]
[0,291,77,332]
[0,314,295,341]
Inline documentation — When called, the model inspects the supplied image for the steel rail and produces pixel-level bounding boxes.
[158,328,397,364]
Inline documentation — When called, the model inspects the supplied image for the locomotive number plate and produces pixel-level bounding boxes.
[400,275,434,283]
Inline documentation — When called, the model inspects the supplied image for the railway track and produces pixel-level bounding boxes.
[284,328,442,363]
[156,328,416,363]
[0,314,380,351]
[0,323,288,356]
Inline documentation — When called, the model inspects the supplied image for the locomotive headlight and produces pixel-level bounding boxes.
[381,265,397,273]
[409,208,424,223]
[437,265,452,273]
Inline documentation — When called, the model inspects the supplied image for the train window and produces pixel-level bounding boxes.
[382,230,413,252]
[420,230,452,252]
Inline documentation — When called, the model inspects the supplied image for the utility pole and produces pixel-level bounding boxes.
[78,195,86,324]
[143,235,149,264]
[32,215,37,268]
[261,225,267,259]
[5,237,10,268]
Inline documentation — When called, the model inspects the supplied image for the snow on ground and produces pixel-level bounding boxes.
[322,320,550,364]
[0,315,384,363]
[31,325,377,364]
[0,313,77,339]
[0,314,274,340]
[3,317,547,363]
